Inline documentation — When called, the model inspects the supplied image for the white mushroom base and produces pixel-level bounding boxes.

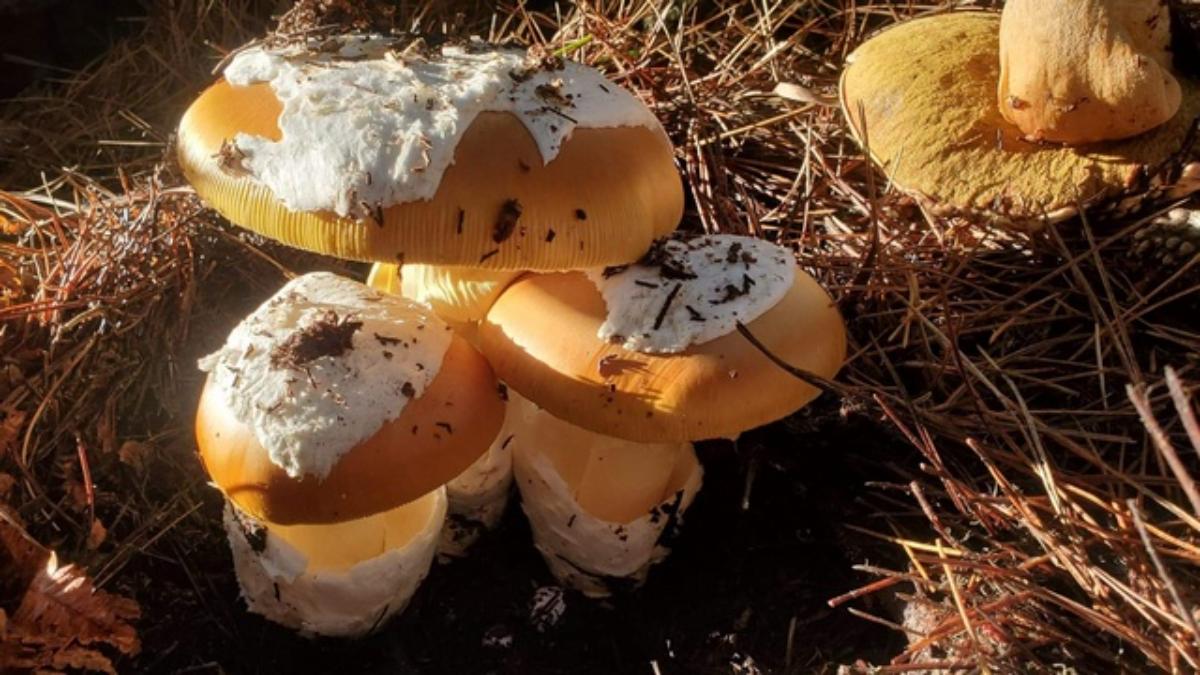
[224,488,447,637]
[439,443,513,558]
[512,413,702,598]
[438,391,535,558]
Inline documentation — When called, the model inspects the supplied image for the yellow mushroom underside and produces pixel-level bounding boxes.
[840,12,1200,226]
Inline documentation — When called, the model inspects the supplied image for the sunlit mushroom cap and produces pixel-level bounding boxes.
[839,12,1200,227]
[998,0,1181,144]
[177,36,682,269]
[478,235,847,442]
[195,272,505,525]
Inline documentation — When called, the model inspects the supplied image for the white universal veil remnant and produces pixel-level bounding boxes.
[219,36,659,216]
[176,34,684,270]
[479,234,847,594]
[195,272,505,635]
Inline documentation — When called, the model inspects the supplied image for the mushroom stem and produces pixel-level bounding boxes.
[437,397,520,558]
[575,442,682,524]
[510,399,702,597]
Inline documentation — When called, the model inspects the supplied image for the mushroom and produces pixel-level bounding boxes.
[839,11,1200,227]
[196,272,505,635]
[177,35,682,268]
[999,0,1182,144]
[223,491,446,637]
[478,234,844,593]
[437,387,521,559]
[508,395,701,598]
[479,235,847,442]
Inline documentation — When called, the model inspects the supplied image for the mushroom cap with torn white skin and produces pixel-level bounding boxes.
[177,36,682,269]
[479,234,847,442]
[195,272,506,525]
[367,262,521,342]
[998,0,1181,144]
[224,487,446,638]
[509,399,702,598]
[839,12,1200,228]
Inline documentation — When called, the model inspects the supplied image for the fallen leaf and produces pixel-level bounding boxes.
[0,517,139,674]
[771,81,836,107]
[0,408,25,462]
[86,520,107,550]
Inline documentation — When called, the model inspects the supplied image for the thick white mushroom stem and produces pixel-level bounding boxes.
[999,0,1183,144]
[438,396,522,559]
[224,488,447,638]
[512,403,702,598]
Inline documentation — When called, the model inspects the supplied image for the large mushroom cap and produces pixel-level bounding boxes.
[478,238,846,442]
[177,38,682,269]
[839,12,1200,227]
[195,273,505,525]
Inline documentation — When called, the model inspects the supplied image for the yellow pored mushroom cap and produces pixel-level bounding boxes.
[839,12,1200,227]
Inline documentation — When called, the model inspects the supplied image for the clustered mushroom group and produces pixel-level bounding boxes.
[179,32,846,635]
[178,0,1199,638]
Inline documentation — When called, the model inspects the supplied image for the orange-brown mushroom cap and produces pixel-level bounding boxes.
[478,269,846,442]
[178,78,682,269]
[197,336,504,525]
